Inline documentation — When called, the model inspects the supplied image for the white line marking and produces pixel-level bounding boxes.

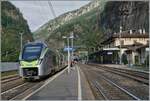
[1,82,28,95]
[76,65,82,100]
[22,67,67,100]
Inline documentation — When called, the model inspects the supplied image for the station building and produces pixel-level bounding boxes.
[90,29,149,66]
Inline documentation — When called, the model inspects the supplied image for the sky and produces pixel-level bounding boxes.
[10,0,91,32]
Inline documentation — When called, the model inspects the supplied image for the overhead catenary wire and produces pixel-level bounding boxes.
[30,1,44,29]
[47,0,57,19]
[47,0,61,36]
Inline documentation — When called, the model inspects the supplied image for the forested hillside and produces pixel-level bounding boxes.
[1,1,34,62]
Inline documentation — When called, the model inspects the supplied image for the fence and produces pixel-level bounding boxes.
[0,62,19,72]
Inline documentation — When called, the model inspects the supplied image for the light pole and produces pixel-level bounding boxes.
[119,26,122,64]
[19,32,24,52]
[119,4,124,65]
[6,51,8,58]
[119,4,129,65]
[62,36,70,74]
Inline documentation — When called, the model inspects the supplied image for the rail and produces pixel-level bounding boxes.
[89,64,149,85]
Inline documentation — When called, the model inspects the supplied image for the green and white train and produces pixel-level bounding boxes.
[19,42,65,80]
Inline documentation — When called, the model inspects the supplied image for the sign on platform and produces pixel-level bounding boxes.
[107,52,113,55]
[63,47,75,52]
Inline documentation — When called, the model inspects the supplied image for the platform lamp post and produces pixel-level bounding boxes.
[62,36,70,74]
[119,4,124,65]
[70,32,74,62]
[119,26,122,64]
[119,5,129,65]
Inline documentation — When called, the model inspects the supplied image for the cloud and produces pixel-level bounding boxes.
[10,0,91,32]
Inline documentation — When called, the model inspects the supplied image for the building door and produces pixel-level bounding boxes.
[103,52,113,64]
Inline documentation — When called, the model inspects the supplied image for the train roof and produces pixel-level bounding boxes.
[24,42,48,47]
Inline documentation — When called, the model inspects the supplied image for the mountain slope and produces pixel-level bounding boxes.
[33,0,106,41]
[1,1,34,62]
[33,1,148,52]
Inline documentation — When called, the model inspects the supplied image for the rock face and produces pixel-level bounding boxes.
[34,1,148,51]
[34,0,105,40]
[1,1,34,62]
[100,1,149,33]
[55,0,99,24]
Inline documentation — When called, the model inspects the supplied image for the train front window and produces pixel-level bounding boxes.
[22,46,42,60]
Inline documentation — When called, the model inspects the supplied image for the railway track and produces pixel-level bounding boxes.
[88,70,140,100]
[1,74,44,100]
[1,76,49,100]
[92,75,141,100]
[80,64,149,100]
[1,75,25,93]
[1,75,21,84]
[1,67,67,100]
[1,82,42,100]
[92,80,108,100]
[1,82,28,95]
[88,64,149,85]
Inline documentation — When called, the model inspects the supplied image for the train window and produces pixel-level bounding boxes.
[22,45,42,60]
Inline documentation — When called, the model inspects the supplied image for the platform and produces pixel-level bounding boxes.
[25,65,94,100]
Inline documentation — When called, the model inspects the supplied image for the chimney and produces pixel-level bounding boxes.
[143,29,145,34]
[139,29,142,34]
[129,30,132,34]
